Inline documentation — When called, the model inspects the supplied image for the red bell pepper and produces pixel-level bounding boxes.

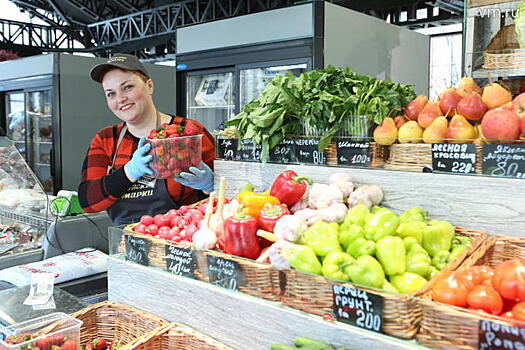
[258,203,290,232]
[269,170,313,207]
[223,213,260,259]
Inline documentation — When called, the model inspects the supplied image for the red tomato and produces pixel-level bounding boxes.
[492,259,525,301]
[512,301,525,322]
[432,272,474,307]
[146,224,159,235]
[467,283,503,315]
[457,266,494,286]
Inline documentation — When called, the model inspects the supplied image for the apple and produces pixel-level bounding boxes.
[140,215,154,226]
[481,108,521,142]
[512,92,525,118]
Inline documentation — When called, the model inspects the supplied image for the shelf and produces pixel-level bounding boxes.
[472,67,525,79]
[0,208,51,230]
[108,257,427,350]
[188,105,235,109]
[35,141,53,145]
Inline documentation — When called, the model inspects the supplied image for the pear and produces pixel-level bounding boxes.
[446,115,477,143]
[405,96,428,121]
[417,101,442,129]
[373,118,398,146]
[457,77,482,98]
[439,88,462,116]
[423,116,448,144]
[482,83,512,109]
[398,121,423,144]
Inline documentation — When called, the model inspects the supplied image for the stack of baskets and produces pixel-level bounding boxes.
[483,24,525,70]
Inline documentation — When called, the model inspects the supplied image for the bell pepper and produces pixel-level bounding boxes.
[426,266,439,280]
[431,250,451,270]
[338,224,365,251]
[303,221,342,257]
[237,184,280,218]
[383,280,399,293]
[258,203,290,232]
[322,251,354,281]
[406,243,431,278]
[450,245,467,262]
[270,170,313,207]
[346,237,375,258]
[364,209,400,241]
[293,337,335,350]
[422,220,455,257]
[223,212,261,259]
[340,204,370,230]
[399,207,427,223]
[376,236,406,276]
[396,221,426,244]
[452,236,472,249]
[283,243,322,275]
[403,236,419,251]
[390,272,428,294]
[346,255,385,289]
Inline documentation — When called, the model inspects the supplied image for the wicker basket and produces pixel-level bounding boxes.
[483,24,525,69]
[468,0,513,7]
[281,227,487,339]
[201,249,282,302]
[71,301,169,348]
[417,235,525,349]
[123,323,233,350]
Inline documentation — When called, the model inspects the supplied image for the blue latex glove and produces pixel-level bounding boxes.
[175,161,214,192]
[124,137,153,180]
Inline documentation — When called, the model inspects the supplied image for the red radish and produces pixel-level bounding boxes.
[153,214,164,226]
[177,219,188,229]
[134,224,148,234]
[140,215,154,225]
[178,206,190,215]
[170,216,183,227]
[169,226,180,236]
[166,209,179,218]
[158,226,172,239]
[154,214,171,227]
[146,224,159,235]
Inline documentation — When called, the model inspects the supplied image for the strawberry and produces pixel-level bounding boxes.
[93,338,108,350]
[183,120,199,136]
[84,343,95,350]
[60,339,77,350]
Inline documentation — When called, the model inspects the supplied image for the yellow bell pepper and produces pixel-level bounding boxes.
[237,184,280,218]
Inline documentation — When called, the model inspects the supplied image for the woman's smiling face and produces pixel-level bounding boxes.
[102,68,154,124]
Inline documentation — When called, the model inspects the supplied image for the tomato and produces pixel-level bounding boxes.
[511,301,525,322]
[140,215,154,226]
[492,258,525,301]
[457,265,494,286]
[467,283,503,315]
[432,272,474,307]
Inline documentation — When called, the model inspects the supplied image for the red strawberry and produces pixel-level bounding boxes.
[183,121,199,136]
[93,338,108,350]
[60,339,77,350]
[85,343,95,350]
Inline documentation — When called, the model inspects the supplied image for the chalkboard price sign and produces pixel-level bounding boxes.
[479,319,525,349]
[269,139,295,163]
[431,143,477,174]
[239,140,262,162]
[125,235,150,266]
[294,138,326,165]
[332,284,383,333]
[336,140,371,167]
[482,144,525,179]
[216,138,239,161]
[165,245,196,279]
[207,255,242,292]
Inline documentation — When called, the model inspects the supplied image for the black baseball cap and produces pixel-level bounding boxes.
[90,53,149,83]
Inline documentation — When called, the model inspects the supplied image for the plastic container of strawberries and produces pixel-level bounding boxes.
[146,135,203,179]
[0,312,82,350]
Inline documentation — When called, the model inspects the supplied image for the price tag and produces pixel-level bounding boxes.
[269,139,295,164]
[216,138,239,161]
[336,140,371,167]
[239,140,262,162]
[479,319,525,349]
[431,143,477,174]
[294,138,326,165]
[125,235,150,266]
[207,255,242,292]
[482,144,525,179]
[165,245,196,279]
[332,284,383,333]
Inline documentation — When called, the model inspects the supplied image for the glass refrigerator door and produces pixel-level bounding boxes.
[239,63,308,108]
[5,92,26,158]
[186,71,235,132]
[26,89,53,194]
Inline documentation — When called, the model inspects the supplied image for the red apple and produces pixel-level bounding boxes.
[481,108,521,142]
[457,93,487,121]
[512,92,525,118]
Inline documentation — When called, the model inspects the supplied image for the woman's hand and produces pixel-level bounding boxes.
[124,137,153,181]
[175,161,214,192]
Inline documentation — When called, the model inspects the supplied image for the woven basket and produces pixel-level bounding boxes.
[201,249,282,302]
[469,0,514,7]
[281,227,487,339]
[123,323,233,350]
[70,301,169,348]
[417,235,525,349]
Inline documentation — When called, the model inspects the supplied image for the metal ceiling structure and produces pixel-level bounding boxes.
[0,0,464,59]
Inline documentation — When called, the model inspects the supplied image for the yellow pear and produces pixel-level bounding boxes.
[398,121,423,144]
[423,116,448,143]
[445,114,477,143]
[373,118,398,145]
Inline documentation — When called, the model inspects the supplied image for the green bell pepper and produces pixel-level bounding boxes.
[422,220,455,257]
[449,245,466,262]
[382,280,399,293]
[293,337,335,350]
[284,244,323,275]
[340,204,370,230]
[364,209,400,242]
[270,345,296,350]
[303,221,342,257]
[346,237,376,258]
[370,205,389,214]
[426,266,439,280]
[406,243,431,277]
[403,237,419,251]
[399,207,427,223]
[396,221,426,244]
[390,272,428,294]
[346,255,385,289]
[431,250,451,270]
[452,236,472,249]
[322,251,354,281]
[338,224,364,251]
[375,236,406,276]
